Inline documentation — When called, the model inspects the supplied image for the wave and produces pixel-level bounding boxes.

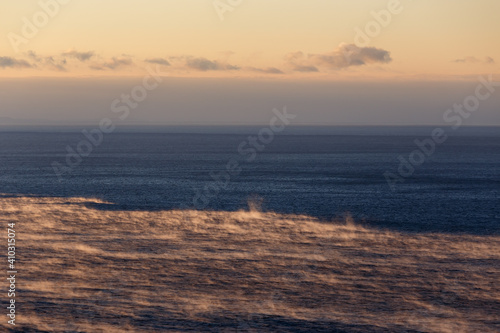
[1,196,499,332]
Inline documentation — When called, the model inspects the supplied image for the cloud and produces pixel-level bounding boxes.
[42,56,67,72]
[90,57,134,70]
[293,65,319,72]
[246,66,284,74]
[485,56,495,64]
[25,50,133,72]
[453,56,495,64]
[2,45,393,74]
[285,43,392,71]
[0,56,32,68]
[144,58,170,66]
[62,49,95,62]
[185,57,239,71]
[24,51,66,71]
[26,50,40,61]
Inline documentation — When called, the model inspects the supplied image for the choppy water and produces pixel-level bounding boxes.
[1,196,499,332]
[1,130,499,332]
[0,131,499,234]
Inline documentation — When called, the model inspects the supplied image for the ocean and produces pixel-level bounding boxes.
[1,129,499,233]
[1,129,499,332]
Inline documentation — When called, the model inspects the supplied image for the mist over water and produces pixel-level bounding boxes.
[2,196,499,332]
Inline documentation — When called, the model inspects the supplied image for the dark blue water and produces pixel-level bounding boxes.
[1,131,499,234]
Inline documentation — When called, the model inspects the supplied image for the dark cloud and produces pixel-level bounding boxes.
[453,56,495,64]
[145,58,170,66]
[286,44,392,71]
[246,66,284,74]
[185,57,239,71]
[293,65,318,72]
[62,50,95,62]
[0,56,32,68]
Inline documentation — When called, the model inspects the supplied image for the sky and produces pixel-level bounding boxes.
[0,0,499,126]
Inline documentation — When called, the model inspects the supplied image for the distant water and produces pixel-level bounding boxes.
[0,130,499,234]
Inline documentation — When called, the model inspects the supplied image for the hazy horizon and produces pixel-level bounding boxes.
[1,77,500,126]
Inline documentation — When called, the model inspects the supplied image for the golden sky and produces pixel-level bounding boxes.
[1,0,499,79]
